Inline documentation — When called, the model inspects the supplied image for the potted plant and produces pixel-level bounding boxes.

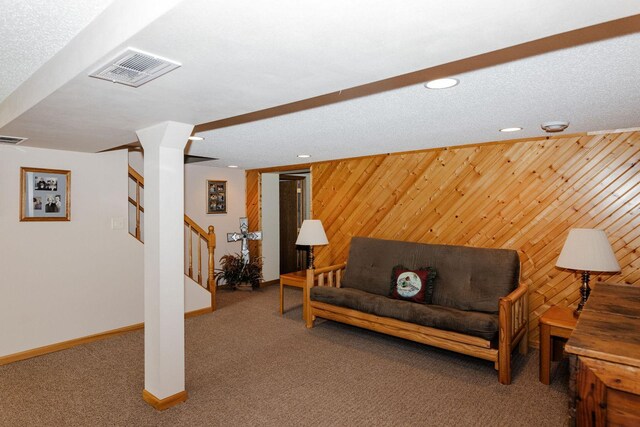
[214,253,263,290]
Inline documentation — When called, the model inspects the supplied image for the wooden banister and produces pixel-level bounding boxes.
[207,225,216,311]
[128,166,144,183]
[127,166,217,311]
[184,214,209,238]
[128,168,144,241]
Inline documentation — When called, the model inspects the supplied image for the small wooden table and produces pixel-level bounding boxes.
[539,305,577,385]
[280,271,308,319]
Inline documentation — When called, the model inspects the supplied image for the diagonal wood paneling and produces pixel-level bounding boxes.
[245,169,262,259]
[248,131,640,345]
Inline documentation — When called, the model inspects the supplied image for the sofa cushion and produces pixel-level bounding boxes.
[311,286,499,341]
[389,265,436,304]
[340,237,519,314]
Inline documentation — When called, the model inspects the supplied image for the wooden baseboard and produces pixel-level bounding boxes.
[0,306,213,366]
[143,389,188,410]
[0,322,144,366]
[184,306,213,318]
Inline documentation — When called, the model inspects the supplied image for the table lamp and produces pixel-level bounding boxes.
[295,219,328,269]
[556,228,620,315]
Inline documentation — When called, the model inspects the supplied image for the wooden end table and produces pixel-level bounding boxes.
[280,271,308,320]
[539,305,577,385]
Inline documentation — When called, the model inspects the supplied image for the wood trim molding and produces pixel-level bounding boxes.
[184,307,213,318]
[248,163,313,174]
[0,323,144,366]
[0,308,213,366]
[142,389,188,411]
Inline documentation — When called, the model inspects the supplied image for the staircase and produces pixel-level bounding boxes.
[128,166,217,311]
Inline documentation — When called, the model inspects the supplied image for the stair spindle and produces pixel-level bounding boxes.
[208,225,216,311]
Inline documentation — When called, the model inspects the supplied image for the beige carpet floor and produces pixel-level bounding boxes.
[0,285,570,426]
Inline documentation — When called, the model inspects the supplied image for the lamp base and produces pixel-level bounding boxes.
[573,271,591,317]
[307,246,315,270]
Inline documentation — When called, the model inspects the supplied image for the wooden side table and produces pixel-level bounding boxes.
[280,271,308,320]
[539,306,577,384]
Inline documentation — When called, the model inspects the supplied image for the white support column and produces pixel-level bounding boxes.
[136,121,193,410]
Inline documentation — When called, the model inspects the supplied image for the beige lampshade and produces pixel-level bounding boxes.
[296,220,328,246]
[556,228,620,272]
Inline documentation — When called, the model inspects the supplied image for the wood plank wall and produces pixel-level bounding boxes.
[246,131,640,345]
[246,169,262,259]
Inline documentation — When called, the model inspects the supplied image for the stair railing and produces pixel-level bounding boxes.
[128,166,216,311]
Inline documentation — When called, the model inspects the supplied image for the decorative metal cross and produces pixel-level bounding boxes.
[227,217,262,264]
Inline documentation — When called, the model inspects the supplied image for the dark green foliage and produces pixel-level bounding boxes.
[214,253,263,289]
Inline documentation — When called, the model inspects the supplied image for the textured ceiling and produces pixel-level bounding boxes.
[192,31,640,169]
[1,1,640,168]
[0,0,113,102]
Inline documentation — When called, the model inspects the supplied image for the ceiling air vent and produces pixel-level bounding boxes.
[0,135,27,145]
[89,48,181,88]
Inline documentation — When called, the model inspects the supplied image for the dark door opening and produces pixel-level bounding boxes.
[279,174,306,274]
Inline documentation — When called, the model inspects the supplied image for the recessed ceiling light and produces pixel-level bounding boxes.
[500,127,523,133]
[297,154,311,158]
[228,165,239,168]
[188,136,204,141]
[424,78,459,89]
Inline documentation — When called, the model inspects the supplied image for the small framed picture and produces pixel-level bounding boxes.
[207,180,227,214]
[21,167,71,221]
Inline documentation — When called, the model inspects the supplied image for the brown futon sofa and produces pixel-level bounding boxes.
[303,237,528,384]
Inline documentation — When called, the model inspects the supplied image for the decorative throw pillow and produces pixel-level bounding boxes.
[389,265,436,304]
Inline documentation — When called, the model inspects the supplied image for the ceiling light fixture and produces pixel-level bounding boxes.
[297,154,311,158]
[188,136,204,141]
[500,127,523,133]
[541,121,570,133]
[424,78,459,89]
[228,165,239,168]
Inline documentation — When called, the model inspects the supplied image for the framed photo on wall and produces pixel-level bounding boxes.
[207,180,227,214]
[20,167,71,221]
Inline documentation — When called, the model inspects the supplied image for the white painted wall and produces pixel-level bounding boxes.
[261,173,280,282]
[183,163,247,274]
[129,150,144,174]
[0,146,144,357]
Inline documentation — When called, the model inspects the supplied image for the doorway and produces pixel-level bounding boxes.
[279,175,306,274]
[260,170,311,281]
